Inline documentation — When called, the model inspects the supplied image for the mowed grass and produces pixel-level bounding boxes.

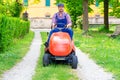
[0,31,34,75]
[32,32,78,80]
[74,28,120,80]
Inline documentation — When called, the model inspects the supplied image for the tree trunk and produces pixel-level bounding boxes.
[104,0,109,31]
[83,0,89,34]
[16,0,19,2]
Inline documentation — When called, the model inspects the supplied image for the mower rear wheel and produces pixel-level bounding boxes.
[71,55,78,69]
[43,53,50,67]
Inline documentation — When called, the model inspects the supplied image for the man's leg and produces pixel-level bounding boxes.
[45,28,59,47]
[62,28,73,40]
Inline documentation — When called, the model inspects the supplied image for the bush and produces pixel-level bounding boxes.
[0,14,30,51]
[9,2,23,17]
[76,16,83,29]
[0,1,23,17]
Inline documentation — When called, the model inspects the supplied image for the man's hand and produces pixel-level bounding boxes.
[52,23,56,29]
[66,23,72,28]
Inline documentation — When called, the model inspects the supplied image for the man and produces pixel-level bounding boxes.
[45,3,73,47]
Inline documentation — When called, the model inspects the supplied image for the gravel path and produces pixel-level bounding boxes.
[76,48,114,80]
[1,28,115,80]
[1,30,42,80]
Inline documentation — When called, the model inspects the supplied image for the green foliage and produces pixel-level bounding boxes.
[65,0,83,26]
[56,0,83,26]
[0,0,3,4]
[95,0,120,18]
[0,4,7,15]
[0,14,30,51]
[0,0,23,17]
[98,25,110,32]
[9,2,23,17]
[76,16,83,29]
[109,0,120,18]
[56,0,94,26]
[0,31,34,75]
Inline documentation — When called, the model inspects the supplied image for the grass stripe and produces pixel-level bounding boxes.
[0,31,34,75]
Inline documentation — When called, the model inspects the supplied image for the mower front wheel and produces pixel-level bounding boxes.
[43,53,50,67]
[71,55,78,69]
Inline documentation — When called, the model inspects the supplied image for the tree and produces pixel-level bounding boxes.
[104,0,109,31]
[95,0,109,31]
[83,0,89,33]
[16,0,18,2]
[109,0,120,18]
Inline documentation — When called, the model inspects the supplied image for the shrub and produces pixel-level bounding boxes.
[0,14,30,51]
[0,1,23,17]
[76,16,83,29]
[9,2,23,17]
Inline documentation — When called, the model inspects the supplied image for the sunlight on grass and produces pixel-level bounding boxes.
[74,28,120,80]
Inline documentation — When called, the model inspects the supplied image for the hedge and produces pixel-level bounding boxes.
[0,14,30,51]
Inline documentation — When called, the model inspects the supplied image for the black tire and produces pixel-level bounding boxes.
[71,55,78,69]
[43,53,50,67]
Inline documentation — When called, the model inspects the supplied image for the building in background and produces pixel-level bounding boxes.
[28,0,58,18]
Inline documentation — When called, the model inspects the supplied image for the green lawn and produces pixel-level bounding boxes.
[32,32,78,80]
[0,31,34,75]
[74,28,120,80]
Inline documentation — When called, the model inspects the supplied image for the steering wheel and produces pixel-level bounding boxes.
[56,23,67,31]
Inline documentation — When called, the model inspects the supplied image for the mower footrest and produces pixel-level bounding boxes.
[55,57,66,60]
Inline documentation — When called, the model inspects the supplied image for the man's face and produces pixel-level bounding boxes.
[58,6,64,12]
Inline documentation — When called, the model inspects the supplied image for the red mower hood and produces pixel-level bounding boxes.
[49,32,72,56]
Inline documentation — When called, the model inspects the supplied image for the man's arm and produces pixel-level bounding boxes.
[66,14,72,28]
[51,14,57,28]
